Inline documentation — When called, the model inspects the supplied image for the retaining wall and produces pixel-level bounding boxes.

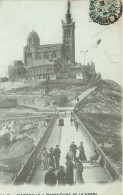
[13,114,58,185]
[75,114,122,182]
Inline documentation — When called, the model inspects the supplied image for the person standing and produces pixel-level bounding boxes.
[44,166,57,186]
[78,142,87,161]
[66,159,74,185]
[64,111,66,117]
[59,117,61,126]
[48,147,55,169]
[61,118,64,126]
[66,148,74,162]
[70,141,78,161]
[75,121,79,132]
[70,117,74,126]
[73,117,76,126]
[74,158,84,184]
[53,145,61,170]
[77,96,79,102]
[71,111,73,117]
[42,147,48,170]
[57,166,66,185]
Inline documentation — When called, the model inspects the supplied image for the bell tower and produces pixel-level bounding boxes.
[62,0,75,63]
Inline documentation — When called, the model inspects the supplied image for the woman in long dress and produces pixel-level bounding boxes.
[48,147,55,169]
[74,158,84,184]
[66,159,74,185]
[78,142,87,161]
[42,147,48,170]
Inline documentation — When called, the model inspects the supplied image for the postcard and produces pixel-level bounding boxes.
[0,0,122,195]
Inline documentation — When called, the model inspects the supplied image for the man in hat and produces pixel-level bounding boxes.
[75,121,79,132]
[44,166,57,186]
[57,166,66,185]
[70,141,78,161]
[53,145,61,170]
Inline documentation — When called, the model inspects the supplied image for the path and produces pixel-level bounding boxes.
[31,118,62,185]
[31,113,110,185]
[71,87,97,107]
[60,116,110,183]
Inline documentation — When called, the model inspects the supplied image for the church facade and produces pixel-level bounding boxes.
[8,1,96,83]
[24,0,75,68]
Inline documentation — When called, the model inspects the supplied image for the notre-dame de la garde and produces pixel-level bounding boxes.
[8,1,96,82]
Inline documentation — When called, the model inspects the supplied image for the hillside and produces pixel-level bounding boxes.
[0,115,53,184]
[0,79,122,181]
[76,80,122,172]
[0,81,87,109]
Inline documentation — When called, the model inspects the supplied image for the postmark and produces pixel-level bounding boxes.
[89,0,122,25]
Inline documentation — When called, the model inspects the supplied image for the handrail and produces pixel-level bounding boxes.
[74,113,122,182]
[13,114,58,185]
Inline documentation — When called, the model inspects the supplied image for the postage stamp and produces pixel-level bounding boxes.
[89,0,122,25]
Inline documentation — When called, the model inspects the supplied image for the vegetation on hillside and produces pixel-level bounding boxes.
[0,98,17,108]
[76,80,122,171]
[0,116,53,184]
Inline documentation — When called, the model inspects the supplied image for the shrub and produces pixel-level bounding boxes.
[0,98,17,108]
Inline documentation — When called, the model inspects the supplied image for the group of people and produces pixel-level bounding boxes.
[74,96,79,102]
[42,145,61,170]
[43,111,100,186]
[58,111,79,130]
[44,141,87,186]
[65,141,86,185]
[44,157,84,186]
[59,118,64,126]
[67,141,87,162]
[70,117,79,131]
[69,112,79,130]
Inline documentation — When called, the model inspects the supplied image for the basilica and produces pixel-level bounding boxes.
[8,1,96,83]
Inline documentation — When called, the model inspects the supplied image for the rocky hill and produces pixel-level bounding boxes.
[0,81,87,109]
[0,115,53,184]
[76,80,122,172]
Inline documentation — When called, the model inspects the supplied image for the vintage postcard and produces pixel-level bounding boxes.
[0,0,122,195]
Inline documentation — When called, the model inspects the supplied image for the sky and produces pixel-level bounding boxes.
[0,0,122,85]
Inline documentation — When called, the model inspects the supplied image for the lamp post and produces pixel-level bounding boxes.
[80,50,88,65]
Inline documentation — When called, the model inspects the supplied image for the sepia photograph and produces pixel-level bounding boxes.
[0,0,122,194]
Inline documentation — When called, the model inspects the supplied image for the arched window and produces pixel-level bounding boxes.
[39,55,41,59]
[64,28,67,36]
[68,28,70,36]
[54,53,57,58]
[36,53,38,60]
[46,54,49,59]
[70,29,72,36]
[30,52,32,58]
[29,38,32,44]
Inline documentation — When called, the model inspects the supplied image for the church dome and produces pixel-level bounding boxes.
[27,30,40,45]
